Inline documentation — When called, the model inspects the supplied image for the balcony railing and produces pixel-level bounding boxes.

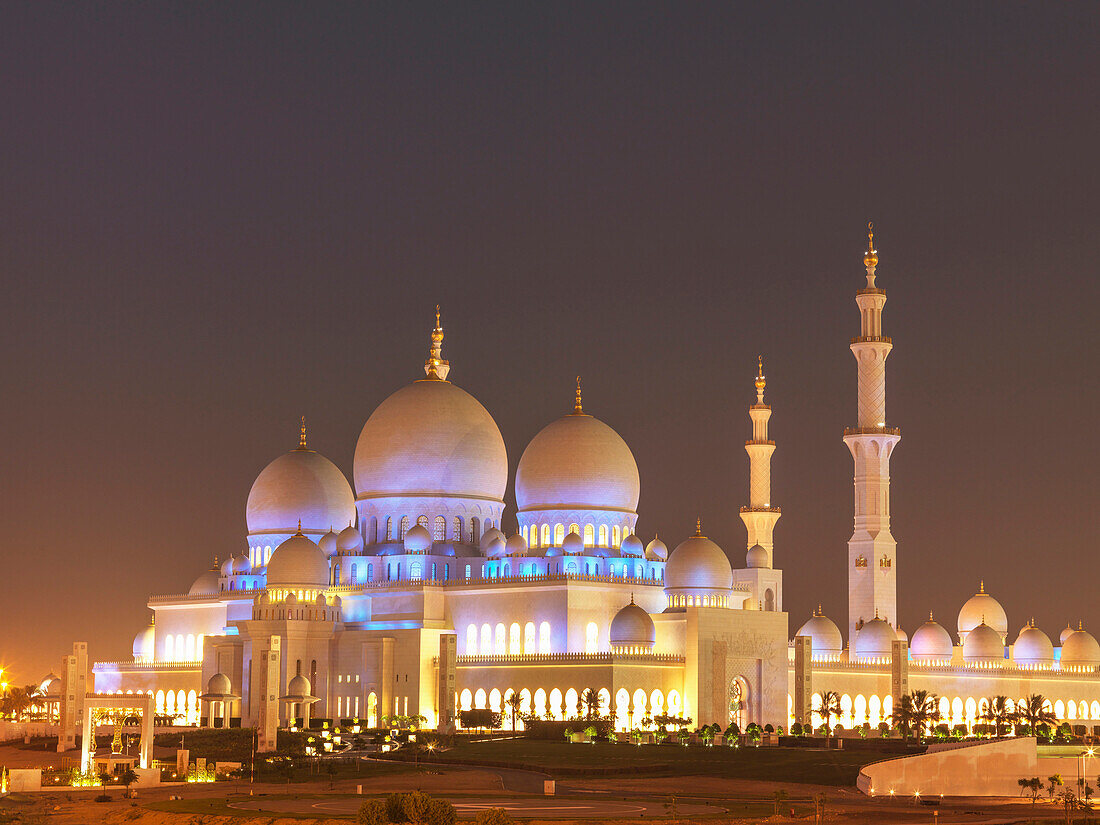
[843,426,901,437]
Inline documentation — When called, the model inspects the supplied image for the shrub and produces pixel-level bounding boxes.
[385,793,406,822]
[425,799,457,825]
[725,723,740,738]
[403,791,433,823]
[790,722,803,737]
[764,724,774,734]
[359,799,388,825]
[95,794,112,802]
[473,808,516,825]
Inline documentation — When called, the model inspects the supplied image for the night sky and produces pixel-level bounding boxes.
[2,3,1098,681]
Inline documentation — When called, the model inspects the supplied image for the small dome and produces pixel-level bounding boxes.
[645,536,668,561]
[403,524,433,554]
[620,534,644,558]
[853,617,896,661]
[221,556,235,576]
[231,554,251,574]
[958,582,1007,641]
[505,533,527,556]
[562,530,584,555]
[189,567,221,596]
[247,445,355,536]
[746,544,768,569]
[207,673,231,695]
[963,621,1005,664]
[1014,623,1054,667]
[1061,627,1100,669]
[45,675,61,696]
[318,528,339,557]
[481,529,506,558]
[896,626,908,643]
[910,616,953,661]
[664,527,733,594]
[132,622,155,662]
[515,411,640,513]
[479,528,506,553]
[795,610,842,658]
[1061,623,1076,644]
[286,674,312,698]
[266,533,329,588]
[544,544,562,558]
[337,524,364,554]
[609,600,656,649]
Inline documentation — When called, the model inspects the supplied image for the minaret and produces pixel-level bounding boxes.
[739,356,780,567]
[844,223,901,641]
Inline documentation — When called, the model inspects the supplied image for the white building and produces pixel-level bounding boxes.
[83,230,1100,745]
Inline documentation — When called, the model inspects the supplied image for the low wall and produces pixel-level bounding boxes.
[8,769,42,792]
[857,737,1038,797]
[0,722,56,741]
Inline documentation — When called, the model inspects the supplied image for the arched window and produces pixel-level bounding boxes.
[554,524,565,545]
[333,563,341,585]
[480,624,492,655]
[566,561,577,575]
[598,525,608,546]
[474,688,486,709]
[539,621,551,654]
[612,525,621,547]
[470,517,481,543]
[459,689,472,711]
[164,635,174,661]
[196,634,204,662]
[585,622,599,653]
[410,561,422,580]
[367,562,374,581]
[165,690,175,715]
[583,524,594,546]
[431,562,437,580]
[765,589,775,611]
[434,516,446,541]
[541,524,551,546]
[416,514,429,529]
[399,516,409,539]
[369,517,378,543]
[385,518,393,541]
[350,563,357,584]
[1055,699,1066,720]
[494,623,506,655]
[524,622,536,653]
[521,525,529,546]
[568,523,580,540]
[464,564,471,579]
[466,625,477,654]
[264,545,272,564]
[549,688,563,720]
[453,517,463,542]
[565,688,579,716]
[489,688,502,712]
[509,623,521,655]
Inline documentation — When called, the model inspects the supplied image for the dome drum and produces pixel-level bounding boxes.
[517,510,639,558]
[355,497,505,552]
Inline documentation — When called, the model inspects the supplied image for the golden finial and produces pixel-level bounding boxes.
[929,610,934,621]
[817,604,823,617]
[754,355,766,402]
[629,592,635,605]
[297,416,308,450]
[979,580,984,594]
[572,376,584,415]
[1080,620,1085,631]
[863,221,878,269]
[296,518,303,535]
[694,517,703,537]
[423,305,450,380]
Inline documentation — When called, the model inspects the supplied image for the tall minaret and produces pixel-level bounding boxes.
[844,223,901,641]
[739,356,780,567]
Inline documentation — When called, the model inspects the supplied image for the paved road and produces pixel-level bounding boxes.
[229,794,722,820]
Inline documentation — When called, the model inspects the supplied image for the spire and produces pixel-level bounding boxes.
[929,610,934,621]
[571,376,585,415]
[423,305,450,380]
[979,580,985,594]
[295,518,303,536]
[694,517,703,537]
[863,221,878,286]
[297,415,308,450]
[629,592,635,605]
[755,355,766,405]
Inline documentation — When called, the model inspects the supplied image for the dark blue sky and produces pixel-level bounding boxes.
[2,2,1098,679]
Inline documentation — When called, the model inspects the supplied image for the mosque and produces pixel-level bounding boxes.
[77,227,1100,749]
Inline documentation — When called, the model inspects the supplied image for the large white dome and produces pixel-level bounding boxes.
[795,609,843,658]
[910,615,953,662]
[958,582,1007,641]
[852,617,896,661]
[610,600,656,649]
[963,621,1005,664]
[664,526,733,594]
[516,409,639,513]
[132,621,155,662]
[354,379,507,501]
[247,444,355,536]
[1061,627,1100,669]
[267,532,329,588]
[1013,623,1054,667]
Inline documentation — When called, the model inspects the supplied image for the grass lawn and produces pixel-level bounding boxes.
[438,740,875,785]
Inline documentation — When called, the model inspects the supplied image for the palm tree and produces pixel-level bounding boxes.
[818,691,841,736]
[581,689,600,720]
[889,694,916,740]
[504,693,523,732]
[982,696,1017,738]
[1047,773,1063,800]
[890,691,939,741]
[1021,695,1058,734]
